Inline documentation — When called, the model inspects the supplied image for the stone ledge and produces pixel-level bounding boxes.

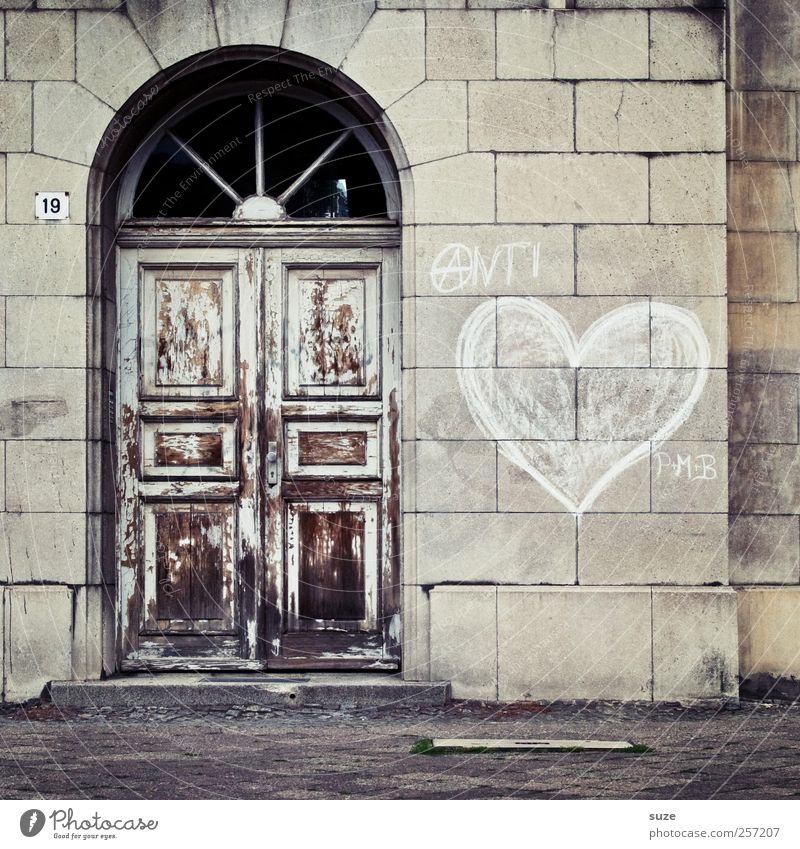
[575,2,724,8]
[48,674,451,709]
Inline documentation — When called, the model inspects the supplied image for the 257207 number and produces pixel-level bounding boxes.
[735,828,780,838]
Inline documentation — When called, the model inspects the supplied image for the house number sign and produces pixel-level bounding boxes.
[35,191,70,220]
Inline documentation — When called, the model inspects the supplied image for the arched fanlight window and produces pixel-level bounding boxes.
[127,90,393,222]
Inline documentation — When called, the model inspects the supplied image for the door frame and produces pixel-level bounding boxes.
[114,222,402,672]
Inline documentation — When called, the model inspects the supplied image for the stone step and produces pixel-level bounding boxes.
[48,674,451,710]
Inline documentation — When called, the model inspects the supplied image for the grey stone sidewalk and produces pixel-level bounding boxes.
[0,699,799,800]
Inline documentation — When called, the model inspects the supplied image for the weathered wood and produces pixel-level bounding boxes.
[271,631,397,670]
[298,431,368,466]
[237,248,262,662]
[280,401,381,419]
[286,501,378,634]
[380,247,402,662]
[267,658,398,671]
[138,629,237,637]
[140,401,240,418]
[299,277,365,387]
[274,251,397,668]
[281,480,383,499]
[140,263,236,399]
[142,420,237,479]
[119,248,252,668]
[155,509,191,619]
[139,481,239,498]
[116,222,401,250]
[298,510,366,622]
[155,278,224,387]
[122,658,263,672]
[143,501,235,633]
[138,635,239,652]
[285,419,380,478]
[262,248,283,662]
[190,510,225,620]
[119,244,401,672]
[117,248,142,663]
[155,431,224,467]
[285,266,380,398]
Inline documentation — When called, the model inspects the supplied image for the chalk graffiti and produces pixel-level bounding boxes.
[456,298,711,514]
[655,451,717,481]
[430,242,540,294]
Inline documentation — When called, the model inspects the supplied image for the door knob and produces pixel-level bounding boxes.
[266,441,279,486]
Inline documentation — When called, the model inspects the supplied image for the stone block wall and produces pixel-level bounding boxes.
[1,6,102,703]
[397,0,734,702]
[1,1,175,703]
[0,0,738,703]
[728,0,800,698]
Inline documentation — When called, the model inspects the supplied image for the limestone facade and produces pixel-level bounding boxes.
[728,0,800,699]
[0,0,789,704]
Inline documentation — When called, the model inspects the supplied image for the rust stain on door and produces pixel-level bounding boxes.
[300,278,365,387]
[297,430,368,466]
[154,431,225,466]
[156,278,223,387]
[155,507,225,622]
[384,388,402,655]
[238,361,254,499]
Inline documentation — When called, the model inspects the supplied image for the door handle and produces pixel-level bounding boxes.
[266,441,279,486]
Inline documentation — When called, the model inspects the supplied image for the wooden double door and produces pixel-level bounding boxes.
[117,245,400,671]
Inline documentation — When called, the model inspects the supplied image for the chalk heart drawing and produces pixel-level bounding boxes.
[456,298,711,514]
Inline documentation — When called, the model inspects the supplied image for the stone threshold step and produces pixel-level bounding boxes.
[48,674,451,709]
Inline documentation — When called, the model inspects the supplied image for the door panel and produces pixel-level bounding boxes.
[285,420,380,478]
[268,250,398,670]
[118,245,399,671]
[286,500,378,629]
[141,421,237,479]
[285,266,379,397]
[118,248,260,670]
[140,266,237,397]
[145,501,235,629]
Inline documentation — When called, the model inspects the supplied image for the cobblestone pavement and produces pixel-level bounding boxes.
[0,699,799,800]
